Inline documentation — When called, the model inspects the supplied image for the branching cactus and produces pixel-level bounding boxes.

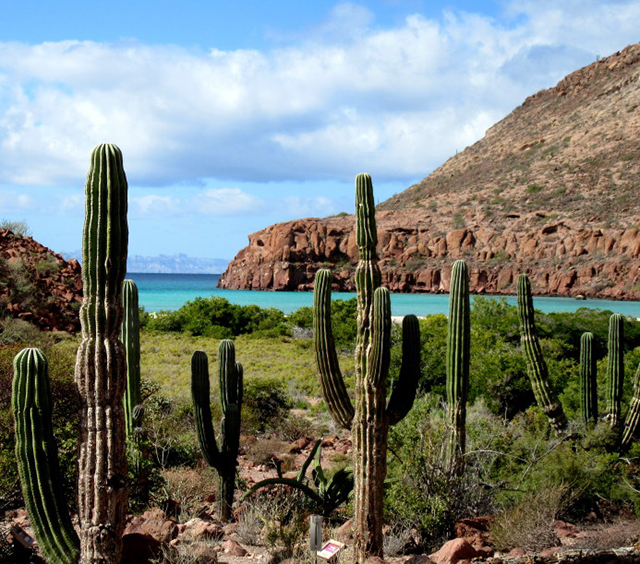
[12,348,80,564]
[580,332,598,426]
[446,260,470,474]
[606,313,625,428]
[621,362,640,452]
[516,273,567,432]
[191,340,243,522]
[75,143,129,563]
[313,173,421,563]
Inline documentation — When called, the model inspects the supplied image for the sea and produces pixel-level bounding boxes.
[126,273,640,318]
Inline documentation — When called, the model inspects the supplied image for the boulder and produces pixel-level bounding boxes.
[429,538,479,564]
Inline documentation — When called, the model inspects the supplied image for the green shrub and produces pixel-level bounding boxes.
[242,377,293,434]
[144,296,289,338]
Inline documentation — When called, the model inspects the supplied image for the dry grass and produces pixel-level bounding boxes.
[161,467,217,523]
[490,483,569,552]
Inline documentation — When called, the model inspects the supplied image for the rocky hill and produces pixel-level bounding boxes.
[0,229,82,332]
[219,42,640,299]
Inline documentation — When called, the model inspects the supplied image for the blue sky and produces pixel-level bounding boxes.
[0,0,638,260]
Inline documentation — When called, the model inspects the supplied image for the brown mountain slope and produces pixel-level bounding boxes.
[219,43,640,299]
[0,229,82,332]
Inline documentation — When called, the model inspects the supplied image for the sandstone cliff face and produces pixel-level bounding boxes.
[0,229,82,332]
[220,43,640,300]
[218,212,640,299]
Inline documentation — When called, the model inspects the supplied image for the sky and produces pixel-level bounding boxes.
[0,1,639,260]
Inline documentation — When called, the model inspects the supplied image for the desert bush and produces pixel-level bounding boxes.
[386,397,497,551]
[143,296,289,338]
[490,483,569,551]
[243,377,292,434]
[160,467,217,523]
[245,438,288,467]
[0,219,31,237]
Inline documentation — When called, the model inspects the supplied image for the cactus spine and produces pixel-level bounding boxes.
[313,173,421,563]
[12,348,80,564]
[606,313,625,428]
[516,273,567,432]
[191,340,243,522]
[580,332,598,425]
[621,363,640,452]
[75,143,129,563]
[446,260,470,474]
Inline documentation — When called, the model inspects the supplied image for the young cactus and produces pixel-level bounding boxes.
[12,348,80,564]
[446,260,470,474]
[191,340,243,522]
[313,173,421,563]
[516,273,567,432]
[75,143,129,563]
[606,313,625,428]
[580,332,598,425]
[621,362,640,452]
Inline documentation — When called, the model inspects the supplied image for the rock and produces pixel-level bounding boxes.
[403,556,433,563]
[553,520,579,538]
[121,532,162,564]
[287,437,310,454]
[221,539,248,556]
[180,518,224,541]
[429,538,479,564]
[505,547,527,557]
[191,543,219,563]
[539,546,563,558]
[364,557,388,564]
[334,519,354,542]
[124,508,177,544]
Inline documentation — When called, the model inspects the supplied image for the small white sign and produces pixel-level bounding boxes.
[317,539,345,560]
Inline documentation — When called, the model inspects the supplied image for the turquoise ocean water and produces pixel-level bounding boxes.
[127,273,640,318]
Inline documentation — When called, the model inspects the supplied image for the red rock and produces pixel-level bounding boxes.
[180,518,224,541]
[506,547,527,557]
[124,508,177,544]
[540,546,563,558]
[429,538,479,564]
[364,557,387,564]
[121,532,162,564]
[553,520,579,538]
[403,556,433,563]
[221,539,248,556]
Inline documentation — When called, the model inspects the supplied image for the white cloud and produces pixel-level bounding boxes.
[0,2,637,189]
[0,190,35,212]
[132,194,180,215]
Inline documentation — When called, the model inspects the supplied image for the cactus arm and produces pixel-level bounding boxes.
[190,351,221,469]
[12,348,80,564]
[621,362,640,452]
[75,143,129,563]
[387,314,421,426]
[121,279,142,439]
[516,273,567,432]
[446,260,471,472]
[606,313,625,428]
[368,287,392,388]
[219,340,242,458]
[580,332,598,425]
[313,268,355,429]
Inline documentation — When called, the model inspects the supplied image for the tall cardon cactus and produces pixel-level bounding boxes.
[12,348,80,564]
[75,143,129,563]
[313,173,421,563]
[516,273,567,432]
[606,313,624,428]
[621,362,640,452]
[191,340,243,522]
[580,332,598,426]
[12,143,129,564]
[446,260,470,474]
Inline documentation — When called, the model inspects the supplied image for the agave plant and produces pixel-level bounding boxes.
[242,439,353,518]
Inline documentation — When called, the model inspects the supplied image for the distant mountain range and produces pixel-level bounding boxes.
[63,251,229,274]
